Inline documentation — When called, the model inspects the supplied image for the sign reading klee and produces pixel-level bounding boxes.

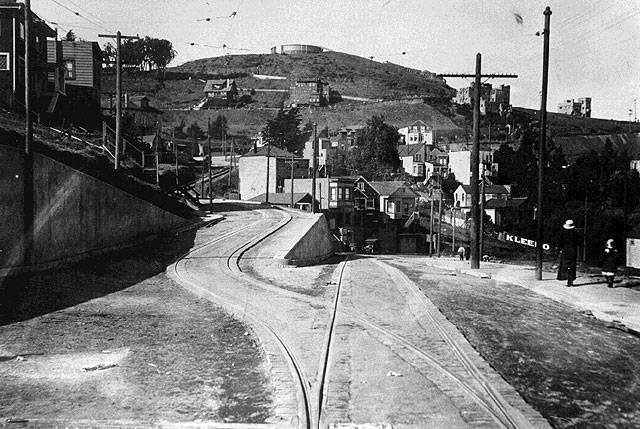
[501,233,551,251]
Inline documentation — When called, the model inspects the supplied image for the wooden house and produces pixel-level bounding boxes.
[203,78,237,102]
[0,0,56,112]
[46,39,102,127]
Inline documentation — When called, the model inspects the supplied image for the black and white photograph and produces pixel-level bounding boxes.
[1,1,640,428]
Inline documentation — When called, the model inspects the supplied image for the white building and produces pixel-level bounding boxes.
[448,150,495,185]
[398,120,433,146]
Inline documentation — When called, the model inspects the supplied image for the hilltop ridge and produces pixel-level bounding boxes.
[172,51,454,101]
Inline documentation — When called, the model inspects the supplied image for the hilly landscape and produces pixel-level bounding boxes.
[103,50,463,141]
[173,51,454,101]
[102,50,640,145]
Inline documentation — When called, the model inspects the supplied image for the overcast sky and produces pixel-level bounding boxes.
[34,0,640,120]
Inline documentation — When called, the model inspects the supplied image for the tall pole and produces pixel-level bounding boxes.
[173,129,178,187]
[470,53,482,269]
[265,142,271,204]
[23,0,33,265]
[98,32,139,169]
[536,6,552,280]
[452,208,456,252]
[429,195,434,257]
[312,123,317,213]
[437,190,443,257]
[115,31,121,169]
[480,164,486,257]
[155,121,160,185]
[583,195,588,262]
[290,154,295,209]
[208,117,212,210]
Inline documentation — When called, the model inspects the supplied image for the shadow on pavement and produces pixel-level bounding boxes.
[0,228,197,326]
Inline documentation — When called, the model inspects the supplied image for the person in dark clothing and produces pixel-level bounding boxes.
[601,239,618,288]
[558,219,579,286]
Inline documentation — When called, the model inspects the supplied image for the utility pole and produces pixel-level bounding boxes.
[536,6,552,280]
[480,163,486,257]
[290,154,295,209]
[429,194,434,257]
[23,0,33,265]
[439,67,517,269]
[437,190,443,257]
[265,142,271,204]
[155,121,160,185]
[208,117,212,210]
[173,129,178,187]
[98,31,139,169]
[451,207,456,252]
[312,123,317,213]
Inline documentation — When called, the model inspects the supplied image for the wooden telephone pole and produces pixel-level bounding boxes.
[23,0,33,264]
[536,6,552,280]
[439,66,517,269]
[98,31,139,169]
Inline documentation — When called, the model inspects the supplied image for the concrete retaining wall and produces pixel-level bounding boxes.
[274,211,333,266]
[0,145,189,274]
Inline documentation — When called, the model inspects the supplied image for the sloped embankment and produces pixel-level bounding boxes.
[0,127,196,274]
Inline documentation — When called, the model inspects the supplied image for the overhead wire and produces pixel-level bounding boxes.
[44,0,112,33]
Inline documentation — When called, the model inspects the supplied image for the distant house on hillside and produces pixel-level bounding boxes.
[290,78,330,107]
[123,95,162,133]
[398,120,433,145]
[558,97,591,117]
[203,78,238,102]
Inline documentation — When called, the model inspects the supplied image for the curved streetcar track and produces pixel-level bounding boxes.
[170,209,541,428]
[170,208,315,429]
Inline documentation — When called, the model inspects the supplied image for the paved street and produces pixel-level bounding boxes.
[170,206,550,428]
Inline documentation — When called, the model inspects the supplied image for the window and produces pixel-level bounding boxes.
[358,182,364,190]
[344,188,350,200]
[19,22,24,40]
[330,187,337,201]
[63,60,76,80]
[338,187,344,200]
[0,53,9,71]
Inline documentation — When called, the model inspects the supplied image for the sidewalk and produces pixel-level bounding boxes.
[424,257,640,335]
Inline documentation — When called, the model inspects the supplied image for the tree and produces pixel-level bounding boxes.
[144,37,176,81]
[262,107,304,154]
[64,30,76,42]
[121,38,146,70]
[209,114,228,140]
[347,115,400,179]
[102,43,116,67]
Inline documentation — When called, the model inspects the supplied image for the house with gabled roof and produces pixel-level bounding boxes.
[398,143,429,177]
[454,183,511,212]
[369,181,419,220]
[203,78,237,102]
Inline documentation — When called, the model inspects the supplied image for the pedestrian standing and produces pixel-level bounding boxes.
[558,219,579,286]
[601,239,618,288]
[458,245,465,261]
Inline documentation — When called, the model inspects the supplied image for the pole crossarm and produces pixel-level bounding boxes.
[98,34,139,40]
[437,73,518,78]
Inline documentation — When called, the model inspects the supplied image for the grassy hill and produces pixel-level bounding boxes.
[172,51,455,101]
[512,107,640,137]
[102,50,461,142]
